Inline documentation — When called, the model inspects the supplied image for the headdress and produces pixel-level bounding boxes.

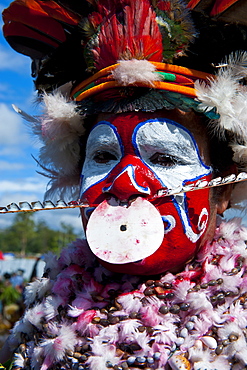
[2,0,247,209]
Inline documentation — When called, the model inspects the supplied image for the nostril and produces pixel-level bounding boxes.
[129,194,147,201]
[104,192,114,200]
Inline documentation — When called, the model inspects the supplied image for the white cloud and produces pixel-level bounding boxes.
[0,102,29,146]
[0,45,30,74]
[0,178,47,193]
[0,160,26,170]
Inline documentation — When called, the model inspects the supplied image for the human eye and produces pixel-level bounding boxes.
[149,152,177,167]
[93,150,118,164]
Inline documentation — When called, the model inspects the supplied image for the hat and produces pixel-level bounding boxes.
[2,0,247,207]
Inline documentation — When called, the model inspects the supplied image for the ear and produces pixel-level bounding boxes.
[216,184,233,215]
[216,165,237,215]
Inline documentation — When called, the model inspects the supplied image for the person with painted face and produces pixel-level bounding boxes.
[2,0,247,369]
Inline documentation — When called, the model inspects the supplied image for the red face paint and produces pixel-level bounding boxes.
[80,112,212,275]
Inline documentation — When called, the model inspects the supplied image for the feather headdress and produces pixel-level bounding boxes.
[2,0,247,206]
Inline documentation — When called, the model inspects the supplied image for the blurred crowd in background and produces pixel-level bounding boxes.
[0,269,26,347]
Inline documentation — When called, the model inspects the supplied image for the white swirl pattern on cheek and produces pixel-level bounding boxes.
[162,215,176,234]
[80,122,123,197]
[173,194,209,242]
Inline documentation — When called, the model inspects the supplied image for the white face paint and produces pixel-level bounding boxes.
[81,122,123,195]
[133,119,211,189]
[80,118,212,198]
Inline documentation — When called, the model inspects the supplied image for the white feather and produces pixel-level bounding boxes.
[112,59,162,86]
[13,91,85,200]
[13,353,25,368]
[25,303,45,329]
[195,52,247,141]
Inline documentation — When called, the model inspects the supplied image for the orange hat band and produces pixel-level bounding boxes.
[70,62,212,102]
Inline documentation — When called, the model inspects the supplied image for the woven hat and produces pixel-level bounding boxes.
[3,0,247,207]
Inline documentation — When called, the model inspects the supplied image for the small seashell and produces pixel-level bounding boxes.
[186,321,194,330]
[159,305,169,314]
[215,344,224,355]
[169,304,180,314]
[229,333,239,342]
[147,357,154,364]
[195,179,208,188]
[190,315,197,322]
[180,303,190,311]
[200,336,218,349]
[236,172,247,181]
[168,353,191,370]
[157,188,168,197]
[170,343,177,352]
[208,177,222,186]
[180,328,188,338]
[153,352,161,360]
[127,356,136,365]
[167,185,183,195]
[73,352,82,359]
[222,174,236,183]
[136,356,146,364]
[121,362,129,370]
[176,337,185,346]
[182,184,195,192]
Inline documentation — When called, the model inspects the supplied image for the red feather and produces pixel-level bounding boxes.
[36,0,80,25]
[93,0,163,70]
[3,21,59,57]
[187,0,202,9]
[3,1,66,44]
[187,0,241,14]
[210,0,240,15]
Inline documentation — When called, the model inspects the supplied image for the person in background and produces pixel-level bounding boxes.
[10,270,24,291]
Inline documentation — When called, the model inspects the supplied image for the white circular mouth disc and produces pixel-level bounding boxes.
[86,197,164,264]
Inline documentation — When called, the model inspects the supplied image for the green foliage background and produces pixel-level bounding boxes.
[0,213,80,256]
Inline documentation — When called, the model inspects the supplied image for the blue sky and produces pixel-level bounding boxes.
[0,0,245,234]
[0,0,83,233]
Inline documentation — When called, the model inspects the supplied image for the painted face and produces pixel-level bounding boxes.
[80,112,213,275]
